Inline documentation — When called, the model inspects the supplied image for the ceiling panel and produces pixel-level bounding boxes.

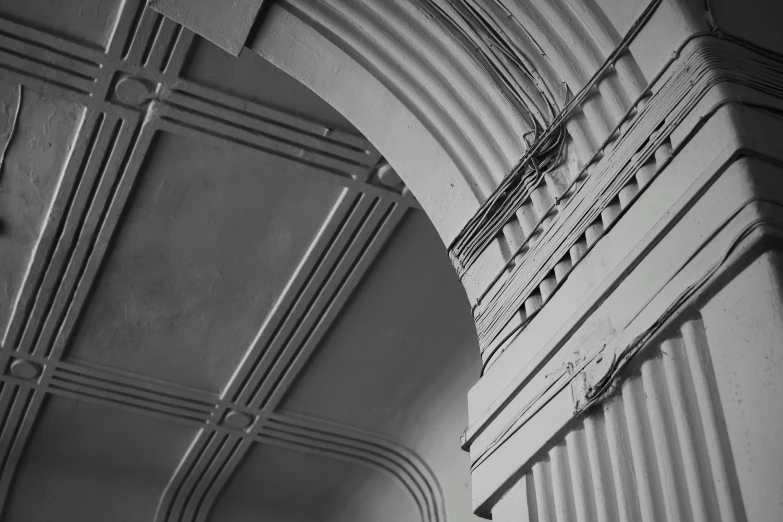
[65,131,343,392]
[3,394,196,522]
[0,0,122,49]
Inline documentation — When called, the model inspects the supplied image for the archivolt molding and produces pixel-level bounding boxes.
[278,0,531,199]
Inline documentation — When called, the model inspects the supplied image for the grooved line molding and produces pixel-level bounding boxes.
[260,412,446,522]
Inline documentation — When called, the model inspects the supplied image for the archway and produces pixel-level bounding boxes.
[151,0,783,519]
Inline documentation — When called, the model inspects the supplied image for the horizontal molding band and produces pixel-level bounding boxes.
[465,105,783,455]
[467,133,783,510]
[473,34,783,351]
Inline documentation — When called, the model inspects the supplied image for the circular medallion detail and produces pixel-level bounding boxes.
[115,76,155,105]
[9,359,42,380]
[223,410,255,430]
[377,163,403,188]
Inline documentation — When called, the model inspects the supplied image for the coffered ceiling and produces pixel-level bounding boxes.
[0,1,481,521]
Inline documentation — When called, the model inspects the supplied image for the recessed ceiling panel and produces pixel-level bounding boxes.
[0,0,122,49]
[0,84,84,339]
[279,212,479,439]
[210,440,418,522]
[3,395,196,522]
[65,131,343,392]
[180,37,358,133]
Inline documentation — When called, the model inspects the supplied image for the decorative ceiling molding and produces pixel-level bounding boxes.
[0,188,410,519]
[261,412,446,522]
[0,4,410,202]
[0,1,424,518]
[155,191,407,522]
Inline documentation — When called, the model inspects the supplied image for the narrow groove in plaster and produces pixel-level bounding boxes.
[120,1,147,60]
[0,387,30,487]
[46,120,155,361]
[125,5,160,65]
[179,433,230,522]
[145,17,179,71]
[56,361,217,407]
[47,382,209,424]
[0,22,101,68]
[159,24,182,73]
[0,60,93,96]
[168,87,372,156]
[259,200,394,409]
[0,41,96,83]
[26,117,123,358]
[192,437,244,522]
[0,384,19,462]
[269,413,436,485]
[4,112,106,351]
[49,372,213,416]
[250,196,380,407]
[0,107,93,347]
[161,24,193,77]
[159,431,217,522]
[161,101,368,168]
[230,193,363,404]
[141,13,164,67]
[262,203,409,409]
[157,115,355,179]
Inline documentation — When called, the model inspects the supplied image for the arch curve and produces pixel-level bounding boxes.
[246,0,650,250]
[249,0,531,243]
